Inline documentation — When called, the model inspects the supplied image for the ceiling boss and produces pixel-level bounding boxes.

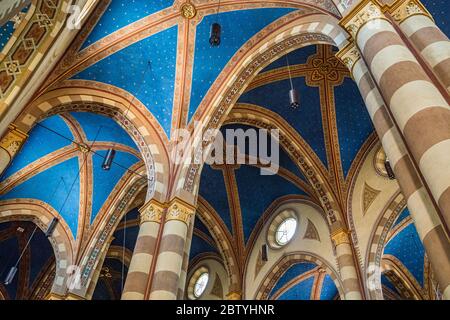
[180,2,197,20]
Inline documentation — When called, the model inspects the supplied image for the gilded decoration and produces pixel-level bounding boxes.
[140,199,165,224]
[336,41,361,73]
[341,0,385,39]
[180,2,197,19]
[331,228,350,246]
[0,124,28,156]
[166,198,196,225]
[0,0,64,103]
[389,0,432,23]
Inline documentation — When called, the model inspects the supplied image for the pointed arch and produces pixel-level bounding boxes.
[0,199,75,296]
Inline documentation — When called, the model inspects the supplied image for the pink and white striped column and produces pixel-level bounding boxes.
[341,0,450,233]
[121,200,164,300]
[338,42,450,299]
[149,198,196,300]
[331,225,363,300]
[389,0,450,92]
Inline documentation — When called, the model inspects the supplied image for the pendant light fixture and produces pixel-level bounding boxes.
[4,225,38,286]
[286,54,299,109]
[102,148,116,171]
[209,0,222,46]
[45,217,59,238]
[384,158,395,180]
[3,267,17,286]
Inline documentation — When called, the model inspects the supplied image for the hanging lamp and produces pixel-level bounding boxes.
[102,148,116,171]
[209,0,222,46]
[384,158,395,180]
[286,55,300,109]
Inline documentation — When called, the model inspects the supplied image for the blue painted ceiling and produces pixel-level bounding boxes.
[269,262,338,300]
[0,5,30,52]
[383,209,426,291]
[73,3,302,137]
[199,123,309,245]
[0,113,141,239]
[82,0,171,49]
[0,221,54,300]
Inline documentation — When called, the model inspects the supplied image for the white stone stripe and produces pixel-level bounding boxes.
[154,252,183,274]
[365,89,384,119]
[407,187,442,241]
[122,292,144,300]
[162,220,188,239]
[381,128,407,167]
[127,253,152,274]
[149,290,177,300]
[357,19,396,52]
[421,41,450,68]
[340,266,358,279]
[345,291,363,300]
[420,139,450,199]
[390,80,449,131]
[400,14,435,37]
[353,59,367,85]
[370,45,416,83]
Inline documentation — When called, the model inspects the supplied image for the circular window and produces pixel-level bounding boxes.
[275,218,297,245]
[193,272,209,298]
[188,266,210,300]
[267,209,299,249]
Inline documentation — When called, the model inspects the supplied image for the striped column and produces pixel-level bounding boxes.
[177,215,195,299]
[341,0,450,233]
[331,226,363,300]
[149,198,195,300]
[390,0,450,92]
[0,124,28,175]
[121,200,164,300]
[338,41,450,300]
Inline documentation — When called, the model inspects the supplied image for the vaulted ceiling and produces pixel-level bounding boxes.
[0,0,448,300]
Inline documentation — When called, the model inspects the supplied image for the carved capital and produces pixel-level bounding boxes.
[139,199,165,224]
[341,0,385,39]
[166,198,196,225]
[226,291,242,300]
[389,0,432,24]
[336,41,361,73]
[331,228,351,246]
[0,124,28,157]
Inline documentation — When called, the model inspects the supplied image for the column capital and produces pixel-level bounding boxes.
[331,228,351,246]
[139,199,165,224]
[226,291,242,300]
[340,0,386,39]
[336,41,362,74]
[387,0,433,24]
[166,197,196,225]
[0,124,28,157]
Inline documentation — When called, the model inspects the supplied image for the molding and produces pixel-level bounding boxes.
[0,123,28,156]
[336,41,361,74]
[340,0,386,39]
[166,197,196,225]
[387,0,433,24]
[139,199,165,224]
[331,228,350,246]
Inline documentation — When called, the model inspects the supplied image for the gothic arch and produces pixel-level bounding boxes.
[226,103,346,226]
[365,192,406,299]
[69,164,148,299]
[254,251,344,299]
[196,197,241,294]
[172,13,350,204]
[0,199,75,297]
[13,83,169,202]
